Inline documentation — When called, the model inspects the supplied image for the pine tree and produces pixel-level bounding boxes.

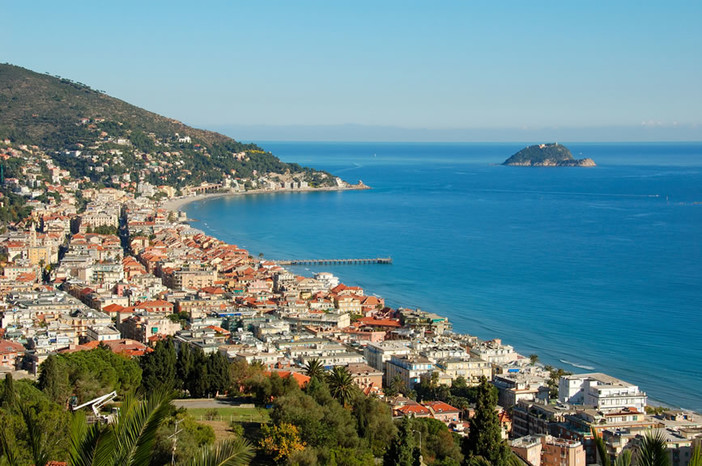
[1,372,16,408]
[37,355,70,406]
[462,376,511,466]
[140,338,177,393]
[186,347,209,398]
[176,342,193,391]
[384,417,420,466]
[205,351,231,397]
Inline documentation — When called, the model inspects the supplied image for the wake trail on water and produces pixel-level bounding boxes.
[560,359,596,371]
[333,164,363,174]
[477,189,660,198]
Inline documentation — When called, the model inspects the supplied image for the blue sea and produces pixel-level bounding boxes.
[183,142,702,412]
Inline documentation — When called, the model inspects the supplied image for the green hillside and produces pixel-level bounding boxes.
[0,64,334,187]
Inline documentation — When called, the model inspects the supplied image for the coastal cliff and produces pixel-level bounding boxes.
[503,143,596,167]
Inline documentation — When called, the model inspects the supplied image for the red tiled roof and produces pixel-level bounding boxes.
[0,339,26,354]
[206,325,230,335]
[423,401,460,414]
[396,404,431,416]
[358,317,401,328]
[103,303,125,313]
[135,300,173,309]
[264,370,310,388]
[68,339,152,357]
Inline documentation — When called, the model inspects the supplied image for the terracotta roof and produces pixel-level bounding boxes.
[264,370,310,388]
[16,272,37,283]
[103,303,125,313]
[75,339,152,357]
[206,325,230,335]
[0,339,26,354]
[358,317,401,328]
[200,286,225,295]
[395,404,431,416]
[423,401,460,414]
[135,300,173,309]
[361,296,383,306]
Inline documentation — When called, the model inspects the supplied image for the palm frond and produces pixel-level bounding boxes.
[68,410,112,466]
[690,445,702,466]
[184,437,254,466]
[614,449,632,466]
[18,401,50,466]
[592,428,611,466]
[635,430,671,466]
[112,391,173,466]
[0,424,20,466]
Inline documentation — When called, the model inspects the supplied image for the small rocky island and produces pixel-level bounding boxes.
[502,143,596,167]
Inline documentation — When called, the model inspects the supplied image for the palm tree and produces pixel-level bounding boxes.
[303,358,326,380]
[186,437,253,466]
[326,366,356,407]
[689,445,702,466]
[0,380,58,466]
[593,429,612,466]
[19,401,52,466]
[0,422,19,466]
[69,392,253,466]
[635,430,670,466]
[614,450,632,466]
[69,391,172,466]
[592,428,632,466]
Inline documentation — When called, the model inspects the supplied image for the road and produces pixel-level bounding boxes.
[172,398,255,409]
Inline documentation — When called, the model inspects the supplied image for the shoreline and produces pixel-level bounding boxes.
[154,159,699,413]
[161,184,370,213]
[163,194,690,412]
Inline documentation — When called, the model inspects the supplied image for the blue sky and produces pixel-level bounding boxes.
[3,1,701,141]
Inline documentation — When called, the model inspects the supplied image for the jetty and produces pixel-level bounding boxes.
[276,257,392,266]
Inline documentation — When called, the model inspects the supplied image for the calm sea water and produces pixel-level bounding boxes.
[184,142,702,412]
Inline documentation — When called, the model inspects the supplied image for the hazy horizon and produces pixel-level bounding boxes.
[205,123,702,144]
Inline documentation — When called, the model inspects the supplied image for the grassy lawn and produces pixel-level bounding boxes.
[186,406,270,423]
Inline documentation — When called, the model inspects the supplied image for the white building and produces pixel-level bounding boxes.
[364,340,412,372]
[385,355,434,390]
[314,272,339,289]
[493,372,549,408]
[470,338,519,366]
[86,324,122,342]
[558,373,647,412]
[435,357,493,386]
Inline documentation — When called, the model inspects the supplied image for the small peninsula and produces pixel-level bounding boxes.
[502,143,596,167]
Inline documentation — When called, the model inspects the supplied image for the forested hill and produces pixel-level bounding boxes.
[0,63,334,187]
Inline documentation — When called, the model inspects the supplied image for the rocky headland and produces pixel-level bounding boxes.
[502,143,596,167]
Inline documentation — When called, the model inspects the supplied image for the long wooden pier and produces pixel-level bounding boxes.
[276,257,392,266]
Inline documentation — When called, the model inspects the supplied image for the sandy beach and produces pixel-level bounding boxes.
[160,184,370,213]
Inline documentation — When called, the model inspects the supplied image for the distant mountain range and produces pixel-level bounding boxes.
[0,64,334,187]
[207,123,702,143]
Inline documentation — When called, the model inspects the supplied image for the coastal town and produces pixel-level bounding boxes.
[0,137,700,465]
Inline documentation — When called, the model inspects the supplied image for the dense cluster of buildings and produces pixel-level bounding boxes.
[1,140,700,465]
